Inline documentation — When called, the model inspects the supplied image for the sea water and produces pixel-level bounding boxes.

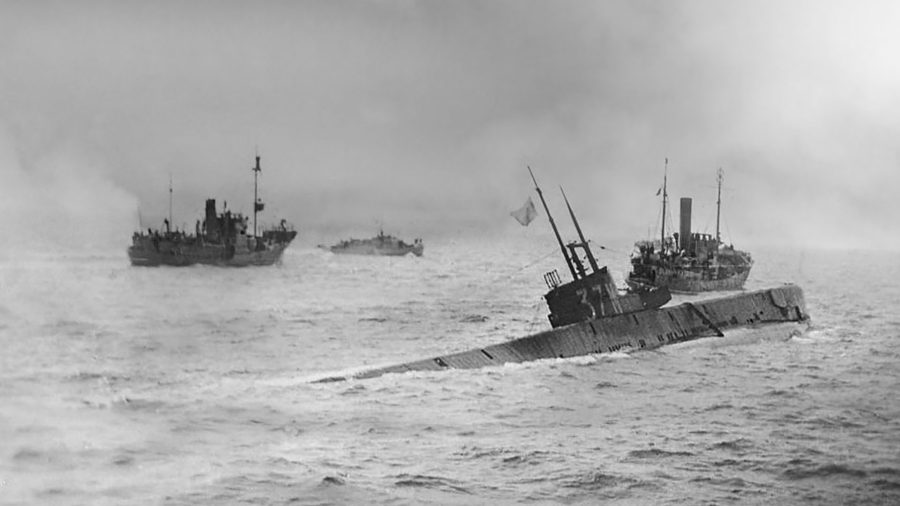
[1,238,899,505]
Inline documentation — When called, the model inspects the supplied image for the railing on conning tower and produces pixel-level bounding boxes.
[544,269,562,290]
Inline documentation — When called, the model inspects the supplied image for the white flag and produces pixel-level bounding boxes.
[510,197,538,226]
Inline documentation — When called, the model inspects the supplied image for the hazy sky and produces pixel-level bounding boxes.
[2,0,899,252]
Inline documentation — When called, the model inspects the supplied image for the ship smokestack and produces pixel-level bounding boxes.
[205,199,217,238]
[680,197,692,253]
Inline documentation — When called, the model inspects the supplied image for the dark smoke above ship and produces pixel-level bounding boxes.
[128,154,297,267]
[627,163,753,293]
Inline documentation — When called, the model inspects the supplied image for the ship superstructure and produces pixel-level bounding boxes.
[627,165,752,293]
[128,155,297,267]
[326,231,423,257]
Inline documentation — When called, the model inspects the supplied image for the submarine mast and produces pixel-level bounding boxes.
[560,187,600,274]
[528,166,577,281]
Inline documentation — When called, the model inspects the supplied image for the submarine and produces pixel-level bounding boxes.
[317,168,809,382]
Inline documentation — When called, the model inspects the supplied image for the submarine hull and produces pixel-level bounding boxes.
[326,284,808,381]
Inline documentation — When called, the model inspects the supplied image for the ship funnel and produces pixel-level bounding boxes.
[680,197,692,253]
[204,199,217,237]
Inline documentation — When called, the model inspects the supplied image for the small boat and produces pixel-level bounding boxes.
[324,230,423,257]
[627,164,753,293]
[127,155,297,267]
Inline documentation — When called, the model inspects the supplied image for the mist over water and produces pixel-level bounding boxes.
[2,238,899,505]
[5,2,900,251]
[0,135,138,259]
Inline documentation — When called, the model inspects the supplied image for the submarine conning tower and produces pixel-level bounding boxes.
[680,197,692,253]
[543,266,671,328]
[528,167,671,328]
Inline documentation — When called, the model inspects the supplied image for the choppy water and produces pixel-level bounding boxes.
[1,237,899,505]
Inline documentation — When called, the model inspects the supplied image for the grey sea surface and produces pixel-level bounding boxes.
[1,238,899,505]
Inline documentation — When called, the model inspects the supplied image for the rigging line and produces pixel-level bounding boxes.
[509,246,560,276]
[469,246,559,289]
[585,239,630,257]
[470,247,562,316]
[652,201,675,244]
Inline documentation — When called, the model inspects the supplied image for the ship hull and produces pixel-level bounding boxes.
[627,266,751,294]
[329,243,424,257]
[128,239,292,267]
[320,284,808,381]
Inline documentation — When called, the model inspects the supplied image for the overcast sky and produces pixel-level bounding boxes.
[1,0,899,252]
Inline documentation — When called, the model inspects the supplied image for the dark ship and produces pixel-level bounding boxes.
[128,155,297,267]
[311,169,809,382]
[324,230,423,257]
[627,166,753,293]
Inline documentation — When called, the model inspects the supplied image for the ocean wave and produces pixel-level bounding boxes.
[869,467,900,479]
[806,415,865,430]
[455,446,558,469]
[80,393,135,410]
[627,448,694,459]
[781,462,868,480]
[66,371,130,383]
[500,450,553,467]
[703,402,734,412]
[553,469,644,498]
[709,438,754,452]
[12,447,47,462]
[559,470,621,489]
[869,467,900,492]
[871,478,900,491]
[764,388,800,398]
[111,453,135,467]
[35,486,77,498]
[712,457,756,469]
[689,475,756,489]
[393,473,472,494]
[110,396,168,412]
[339,384,368,396]
[320,475,345,486]
[358,317,388,323]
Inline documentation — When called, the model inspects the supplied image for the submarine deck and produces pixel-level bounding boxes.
[317,284,808,382]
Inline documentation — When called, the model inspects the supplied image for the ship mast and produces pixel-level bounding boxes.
[528,166,577,280]
[560,187,600,274]
[660,158,668,252]
[715,167,723,245]
[252,155,261,238]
